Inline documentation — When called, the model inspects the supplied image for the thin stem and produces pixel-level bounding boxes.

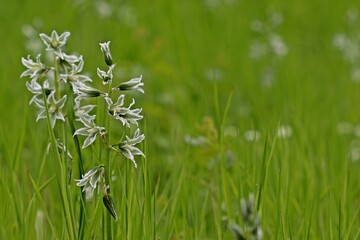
[104,78,113,239]
[52,52,76,239]
[54,53,60,99]
[67,85,86,239]
[42,89,76,240]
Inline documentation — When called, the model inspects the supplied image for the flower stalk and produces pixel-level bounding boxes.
[21,30,145,238]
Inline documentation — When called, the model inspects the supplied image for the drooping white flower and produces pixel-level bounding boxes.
[97,64,115,85]
[72,81,106,105]
[75,165,104,194]
[60,59,92,83]
[56,50,82,64]
[21,54,48,79]
[112,128,145,168]
[105,95,143,127]
[74,118,106,148]
[25,78,51,104]
[32,91,67,128]
[39,30,70,51]
[113,75,144,93]
[56,51,84,72]
[75,104,96,122]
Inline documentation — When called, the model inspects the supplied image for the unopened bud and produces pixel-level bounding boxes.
[99,41,113,66]
[103,193,118,221]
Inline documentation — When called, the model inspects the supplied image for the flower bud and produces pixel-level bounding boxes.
[103,193,118,221]
[99,41,113,66]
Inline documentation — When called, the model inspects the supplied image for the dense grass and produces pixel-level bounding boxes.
[1,0,360,239]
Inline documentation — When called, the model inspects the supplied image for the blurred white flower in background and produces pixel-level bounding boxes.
[184,135,208,146]
[333,8,360,82]
[269,34,288,58]
[249,11,288,88]
[349,146,360,162]
[353,124,360,138]
[244,129,261,142]
[95,0,112,19]
[22,23,43,54]
[204,68,224,82]
[277,124,292,139]
[337,121,354,135]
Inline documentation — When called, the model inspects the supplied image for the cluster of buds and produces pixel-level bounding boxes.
[21,30,146,220]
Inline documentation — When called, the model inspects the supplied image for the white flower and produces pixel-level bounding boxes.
[32,92,67,128]
[337,122,353,135]
[75,166,104,194]
[57,51,84,72]
[21,54,47,79]
[105,95,143,127]
[112,128,145,168]
[95,1,113,19]
[72,81,106,105]
[184,135,208,146]
[60,59,92,83]
[244,130,261,142]
[113,75,144,93]
[56,50,82,64]
[39,30,70,51]
[25,78,51,104]
[97,64,115,85]
[99,41,113,66]
[74,118,106,148]
[269,34,288,58]
[75,104,96,122]
[277,124,292,139]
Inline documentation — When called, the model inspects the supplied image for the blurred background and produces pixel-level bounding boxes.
[1,0,359,171]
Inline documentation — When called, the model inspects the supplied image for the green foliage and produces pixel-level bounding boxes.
[1,0,360,239]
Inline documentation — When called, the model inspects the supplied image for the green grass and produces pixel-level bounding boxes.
[1,0,360,239]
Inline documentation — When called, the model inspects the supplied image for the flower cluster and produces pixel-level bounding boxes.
[21,30,146,219]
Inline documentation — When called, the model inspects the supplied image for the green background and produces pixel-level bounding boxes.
[1,0,360,238]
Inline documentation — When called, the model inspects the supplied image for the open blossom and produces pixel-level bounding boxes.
[20,54,48,79]
[112,128,145,168]
[75,165,104,194]
[26,78,51,104]
[60,59,92,83]
[39,30,70,51]
[74,118,106,148]
[113,75,144,93]
[97,64,115,85]
[105,95,143,127]
[32,91,67,128]
[75,104,96,122]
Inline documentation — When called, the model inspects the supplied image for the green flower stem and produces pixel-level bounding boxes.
[54,53,60,100]
[67,86,86,239]
[42,89,76,240]
[104,79,113,239]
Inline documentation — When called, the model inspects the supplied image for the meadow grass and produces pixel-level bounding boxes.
[1,0,360,239]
